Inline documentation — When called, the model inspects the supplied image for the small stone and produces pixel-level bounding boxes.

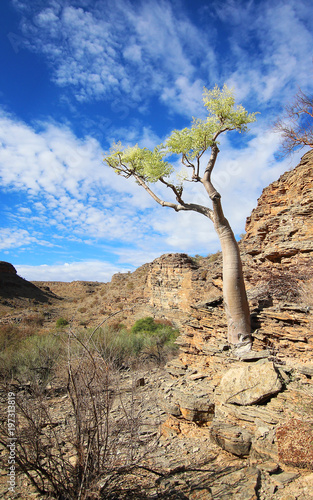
[271,471,300,485]
[258,461,280,473]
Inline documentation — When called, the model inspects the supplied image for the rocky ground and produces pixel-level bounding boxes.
[1,362,312,499]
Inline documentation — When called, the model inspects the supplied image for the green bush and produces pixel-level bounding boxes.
[91,317,179,366]
[131,316,158,334]
[56,317,69,328]
[0,332,63,383]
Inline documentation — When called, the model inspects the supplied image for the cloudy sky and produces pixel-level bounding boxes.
[0,0,312,281]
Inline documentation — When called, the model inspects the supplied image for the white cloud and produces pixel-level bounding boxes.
[220,0,313,106]
[0,228,53,250]
[0,110,171,256]
[11,0,313,121]
[0,110,153,202]
[161,77,205,117]
[16,260,128,282]
[12,0,216,115]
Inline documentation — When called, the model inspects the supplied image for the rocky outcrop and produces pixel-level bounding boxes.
[0,261,17,275]
[147,253,197,313]
[243,149,313,262]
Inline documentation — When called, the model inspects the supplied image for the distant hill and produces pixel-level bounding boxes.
[0,261,60,310]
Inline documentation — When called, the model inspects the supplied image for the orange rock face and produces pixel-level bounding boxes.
[243,149,313,262]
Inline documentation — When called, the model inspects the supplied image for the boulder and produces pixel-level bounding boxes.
[217,360,283,405]
[210,422,253,457]
[209,466,261,500]
[175,390,214,423]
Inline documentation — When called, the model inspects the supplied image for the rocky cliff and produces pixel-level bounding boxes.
[243,149,313,261]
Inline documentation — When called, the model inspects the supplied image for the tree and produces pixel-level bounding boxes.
[104,85,257,352]
[274,88,313,156]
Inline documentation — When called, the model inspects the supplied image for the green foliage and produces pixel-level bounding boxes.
[131,316,158,334]
[202,84,257,131]
[84,318,179,367]
[104,84,257,184]
[105,142,172,182]
[56,317,69,328]
[166,118,216,161]
[0,331,63,383]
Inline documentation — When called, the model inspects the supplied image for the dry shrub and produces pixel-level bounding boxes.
[0,329,160,499]
[0,330,63,383]
[251,258,313,303]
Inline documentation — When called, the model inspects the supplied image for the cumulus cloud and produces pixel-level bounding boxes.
[0,228,53,250]
[16,260,128,282]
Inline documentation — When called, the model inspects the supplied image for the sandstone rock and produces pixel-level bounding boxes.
[217,360,283,405]
[237,349,271,361]
[175,390,215,423]
[275,473,313,500]
[277,419,313,469]
[210,422,253,457]
[243,149,313,262]
[271,471,300,486]
[251,427,278,462]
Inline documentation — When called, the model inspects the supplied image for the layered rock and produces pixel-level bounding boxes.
[243,149,313,262]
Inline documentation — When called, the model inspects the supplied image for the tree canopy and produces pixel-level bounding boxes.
[104,85,257,195]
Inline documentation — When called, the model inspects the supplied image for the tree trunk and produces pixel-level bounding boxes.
[211,192,252,350]
[202,144,252,351]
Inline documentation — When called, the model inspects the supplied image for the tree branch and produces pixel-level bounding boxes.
[133,173,212,219]
[159,176,184,203]
[201,143,220,199]
[182,154,196,174]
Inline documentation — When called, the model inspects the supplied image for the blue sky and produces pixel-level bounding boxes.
[0,0,312,282]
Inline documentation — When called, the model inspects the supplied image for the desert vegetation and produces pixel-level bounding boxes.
[0,316,179,384]
[0,314,179,498]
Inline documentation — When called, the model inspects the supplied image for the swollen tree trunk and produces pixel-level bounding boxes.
[211,192,252,350]
[202,145,252,351]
